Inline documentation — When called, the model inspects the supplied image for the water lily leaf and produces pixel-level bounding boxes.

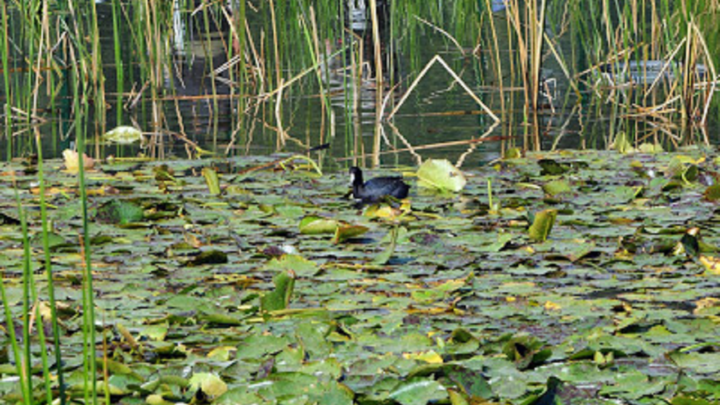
[296,322,332,359]
[389,379,448,405]
[96,199,144,224]
[62,149,96,173]
[207,346,237,361]
[542,179,571,197]
[670,396,714,405]
[254,372,319,399]
[202,167,221,195]
[528,209,557,242]
[187,250,228,266]
[139,325,168,342]
[538,159,568,175]
[145,394,175,405]
[638,143,663,153]
[699,255,720,275]
[103,125,144,144]
[598,371,666,399]
[264,254,319,277]
[260,270,296,311]
[30,231,68,251]
[236,334,290,360]
[505,147,523,159]
[373,226,398,265]
[614,131,634,154]
[502,335,552,370]
[188,372,228,399]
[417,159,466,192]
[669,351,720,374]
[95,358,133,376]
[704,185,720,202]
[333,224,369,243]
[364,204,407,220]
[299,215,338,234]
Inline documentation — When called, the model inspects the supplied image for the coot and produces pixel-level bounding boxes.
[349,166,410,202]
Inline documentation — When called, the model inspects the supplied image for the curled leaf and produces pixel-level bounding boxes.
[528,209,557,242]
[417,159,466,192]
[63,149,96,173]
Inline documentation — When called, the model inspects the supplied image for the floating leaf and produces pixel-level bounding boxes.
[704,185,720,202]
[333,223,369,243]
[187,250,228,266]
[63,149,96,173]
[389,379,448,405]
[188,372,228,399]
[528,209,557,242]
[614,131,634,154]
[299,215,339,234]
[264,254,319,277]
[638,143,663,153]
[417,159,467,192]
[505,147,523,159]
[538,159,568,175]
[373,226,398,265]
[96,199,144,224]
[542,179,571,197]
[202,167,221,195]
[103,125,144,145]
[700,255,720,275]
[503,335,552,370]
[260,270,296,312]
[364,204,407,220]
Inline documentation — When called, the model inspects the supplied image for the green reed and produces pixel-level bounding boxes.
[1,1,11,158]
[112,0,125,126]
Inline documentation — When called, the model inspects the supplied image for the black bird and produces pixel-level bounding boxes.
[349,166,410,203]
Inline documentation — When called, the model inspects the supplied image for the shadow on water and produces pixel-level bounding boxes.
[0,0,717,167]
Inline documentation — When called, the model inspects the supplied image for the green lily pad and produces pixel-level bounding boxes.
[103,125,144,144]
[528,209,557,242]
[299,215,339,234]
[417,159,467,192]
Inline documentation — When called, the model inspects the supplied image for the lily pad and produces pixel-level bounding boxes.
[103,125,144,145]
[417,159,467,192]
[528,209,557,242]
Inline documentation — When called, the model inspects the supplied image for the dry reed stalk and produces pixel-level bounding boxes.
[387,55,499,122]
[338,133,508,162]
[455,122,501,167]
[550,104,581,150]
[505,0,529,109]
[368,0,383,109]
[386,121,422,165]
[259,47,347,102]
[643,39,686,97]
[268,0,281,91]
[414,15,465,55]
[275,77,286,148]
[483,0,505,117]
[690,22,718,129]
[543,32,579,97]
[308,7,328,145]
[529,0,547,112]
[244,17,264,90]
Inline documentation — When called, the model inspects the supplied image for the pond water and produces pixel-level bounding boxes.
[0,1,716,169]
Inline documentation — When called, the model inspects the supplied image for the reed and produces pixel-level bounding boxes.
[1,1,11,156]
[112,0,125,126]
